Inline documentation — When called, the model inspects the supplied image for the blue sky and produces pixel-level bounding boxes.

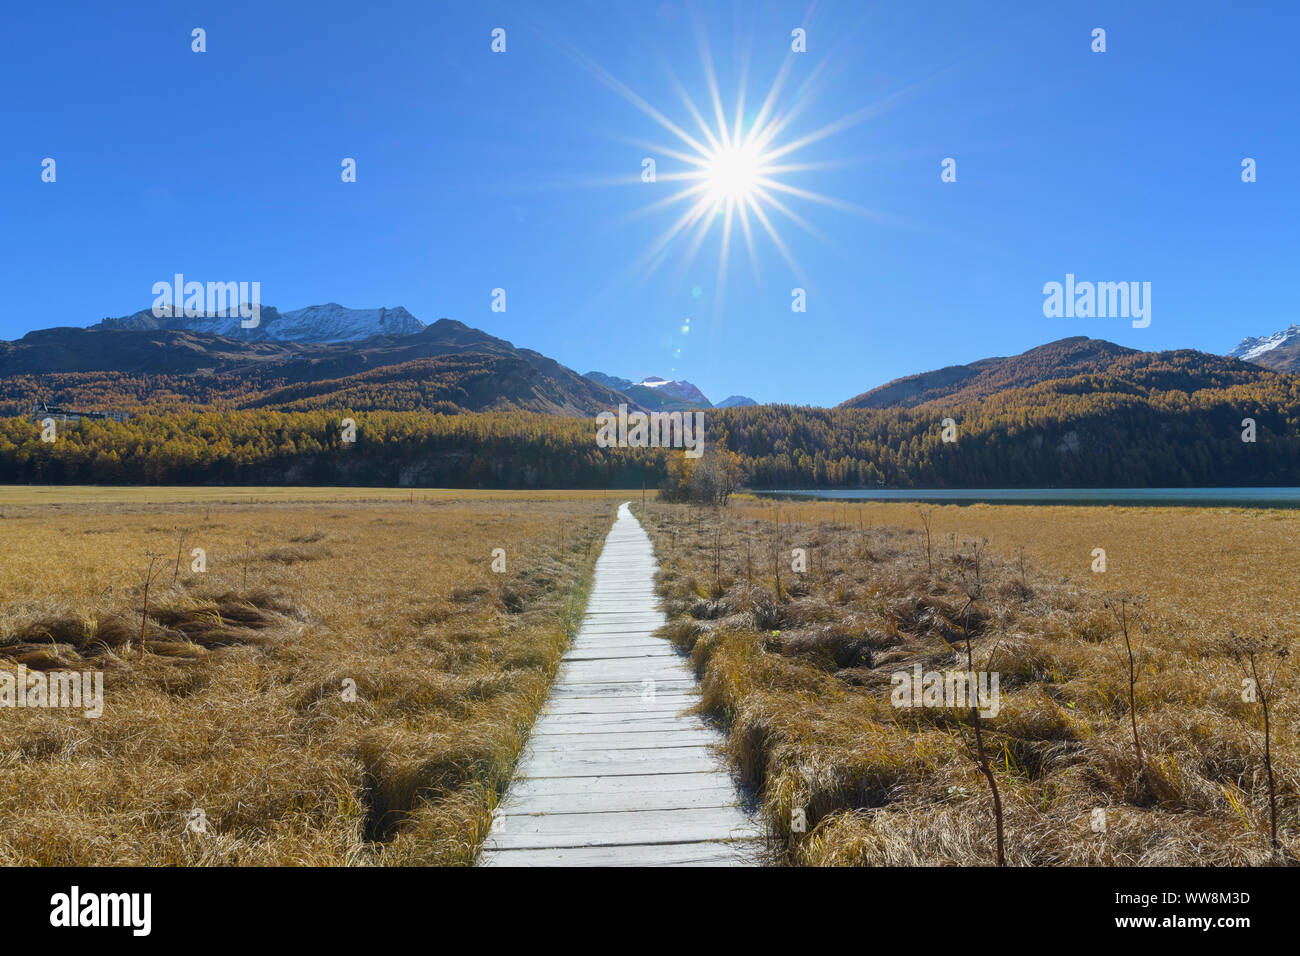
[2,0,1297,406]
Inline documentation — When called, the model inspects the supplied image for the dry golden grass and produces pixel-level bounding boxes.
[0,485,634,507]
[640,498,1299,866]
[0,489,616,865]
[728,499,1300,638]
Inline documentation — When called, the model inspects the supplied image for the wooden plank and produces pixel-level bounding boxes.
[580,616,662,622]
[482,806,759,850]
[573,625,668,635]
[546,679,696,698]
[557,663,693,684]
[538,698,699,716]
[478,841,763,867]
[497,770,734,802]
[531,716,709,734]
[522,728,719,752]
[570,631,670,641]
[496,783,742,816]
[567,634,672,645]
[517,746,722,778]
[562,647,678,661]
[539,692,698,710]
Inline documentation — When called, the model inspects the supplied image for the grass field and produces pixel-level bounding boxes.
[730,499,1300,639]
[0,487,617,865]
[642,497,1298,865]
[4,486,1296,866]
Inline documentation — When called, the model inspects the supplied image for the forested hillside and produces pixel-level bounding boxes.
[4,327,1298,488]
[840,337,1272,409]
[4,353,1298,487]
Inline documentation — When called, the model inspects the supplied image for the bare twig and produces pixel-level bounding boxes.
[918,508,934,577]
[172,527,191,586]
[1230,631,1288,860]
[140,551,163,647]
[959,596,1005,866]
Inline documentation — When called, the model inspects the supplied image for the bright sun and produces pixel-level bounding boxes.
[702,142,765,206]
[571,30,876,288]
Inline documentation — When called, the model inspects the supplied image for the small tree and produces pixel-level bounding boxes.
[660,444,746,506]
[955,583,1005,867]
[918,508,934,577]
[1104,597,1153,799]
[659,454,693,502]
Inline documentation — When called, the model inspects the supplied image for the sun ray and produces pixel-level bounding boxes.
[731,45,749,152]
[752,185,829,245]
[743,56,795,150]
[562,45,715,159]
[755,177,871,215]
[736,199,760,283]
[762,85,918,164]
[716,200,735,291]
[621,138,713,169]
[621,181,712,223]
[667,70,725,156]
[744,193,803,280]
[630,191,717,279]
[761,158,865,175]
[694,27,731,153]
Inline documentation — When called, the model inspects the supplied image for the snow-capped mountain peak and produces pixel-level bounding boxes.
[1228,324,1300,362]
[92,303,425,343]
[583,370,715,409]
[275,304,424,342]
[635,376,711,406]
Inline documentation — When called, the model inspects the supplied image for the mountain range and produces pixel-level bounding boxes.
[583,371,753,411]
[2,304,1298,422]
[6,307,1300,489]
[0,309,628,417]
[0,304,760,417]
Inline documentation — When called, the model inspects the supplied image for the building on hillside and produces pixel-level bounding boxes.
[30,401,130,425]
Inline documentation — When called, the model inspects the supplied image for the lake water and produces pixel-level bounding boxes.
[752,487,1300,508]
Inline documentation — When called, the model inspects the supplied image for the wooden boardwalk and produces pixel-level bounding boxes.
[479,502,761,866]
